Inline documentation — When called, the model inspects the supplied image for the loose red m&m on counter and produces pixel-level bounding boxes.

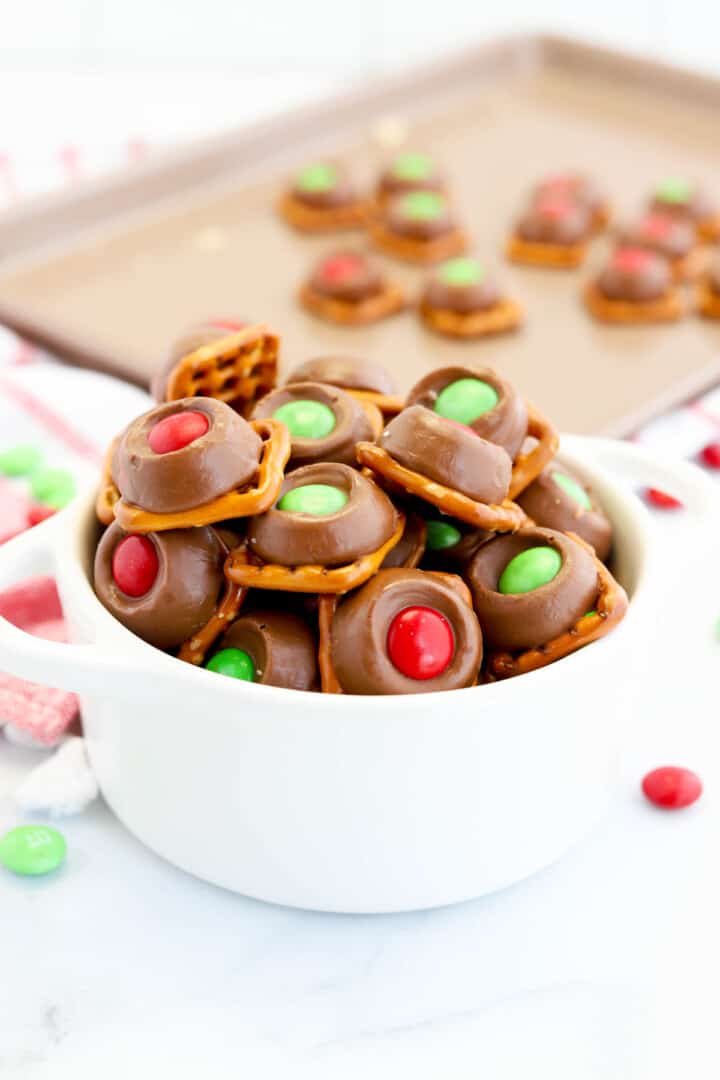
[642,766,703,809]
[148,411,209,455]
[700,441,720,469]
[111,536,159,597]
[644,487,683,510]
[387,605,454,681]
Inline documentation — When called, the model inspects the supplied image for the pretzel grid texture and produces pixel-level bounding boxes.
[225,513,406,595]
[113,418,291,533]
[486,533,628,680]
[355,442,527,532]
[165,324,279,415]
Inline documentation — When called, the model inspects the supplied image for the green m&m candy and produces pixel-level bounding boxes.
[278,483,348,516]
[438,257,485,288]
[434,378,499,426]
[273,400,336,440]
[552,471,592,510]
[400,191,445,221]
[392,152,433,182]
[656,177,691,205]
[297,163,337,193]
[206,648,255,682]
[0,444,43,477]
[498,546,562,595]
[30,467,76,510]
[426,519,462,551]
[0,824,66,876]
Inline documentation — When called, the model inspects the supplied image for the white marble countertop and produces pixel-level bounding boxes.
[2,469,719,1078]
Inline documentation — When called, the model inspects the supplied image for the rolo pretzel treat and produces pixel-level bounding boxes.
[251,381,382,470]
[507,196,592,268]
[93,347,628,692]
[584,246,683,324]
[371,190,466,264]
[278,161,371,232]
[419,257,523,339]
[299,250,405,325]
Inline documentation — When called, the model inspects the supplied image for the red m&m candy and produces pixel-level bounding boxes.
[148,411,209,455]
[613,247,652,273]
[320,253,365,284]
[700,442,720,469]
[642,766,702,809]
[387,605,454,681]
[112,536,159,597]
[644,487,683,510]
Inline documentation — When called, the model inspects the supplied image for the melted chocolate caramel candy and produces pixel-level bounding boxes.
[533,173,606,217]
[377,152,445,200]
[515,197,591,245]
[285,356,398,397]
[421,257,501,315]
[94,522,225,650]
[306,251,385,303]
[516,467,612,562]
[290,162,359,210]
[467,527,598,652]
[252,381,377,469]
[405,366,528,461]
[649,178,715,224]
[709,258,720,295]
[381,406,512,505]
[151,320,246,402]
[384,191,458,241]
[597,247,671,302]
[248,462,397,568]
[380,512,426,569]
[113,398,262,514]
[330,568,482,694]
[207,610,318,691]
[617,213,695,262]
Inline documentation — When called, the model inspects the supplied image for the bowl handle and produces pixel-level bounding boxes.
[0,513,119,694]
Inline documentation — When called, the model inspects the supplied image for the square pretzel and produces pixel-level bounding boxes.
[165,324,279,416]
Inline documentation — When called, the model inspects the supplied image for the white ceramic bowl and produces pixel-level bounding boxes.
[0,436,714,912]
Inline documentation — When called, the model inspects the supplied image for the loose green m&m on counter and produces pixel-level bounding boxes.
[400,191,445,220]
[498,546,562,595]
[434,378,499,426]
[0,824,66,876]
[438,257,485,287]
[552,471,592,510]
[206,648,255,682]
[273,400,336,440]
[655,177,691,205]
[30,467,76,510]
[297,163,337,193]
[0,444,43,477]
[392,152,433,182]
[278,484,348,516]
[425,519,462,551]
